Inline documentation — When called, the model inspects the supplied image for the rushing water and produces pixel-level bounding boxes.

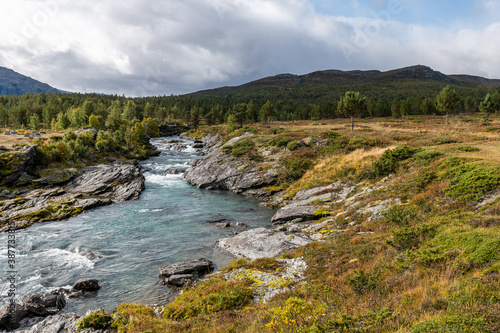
[0,137,275,314]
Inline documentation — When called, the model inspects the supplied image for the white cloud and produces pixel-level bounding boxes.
[0,0,499,96]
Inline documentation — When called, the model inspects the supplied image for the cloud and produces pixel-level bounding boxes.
[0,0,499,96]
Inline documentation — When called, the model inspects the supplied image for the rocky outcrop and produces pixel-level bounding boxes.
[0,279,101,331]
[159,258,214,287]
[1,145,38,187]
[182,134,280,195]
[217,228,311,260]
[0,162,145,230]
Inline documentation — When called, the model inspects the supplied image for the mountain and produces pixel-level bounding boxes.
[0,66,61,95]
[187,65,500,102]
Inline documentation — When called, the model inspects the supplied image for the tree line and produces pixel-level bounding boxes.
[0,84,498,133]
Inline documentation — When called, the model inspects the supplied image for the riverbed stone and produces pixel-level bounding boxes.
[159,258,214,278]
[166,274,196,287]
[72,278,100,292]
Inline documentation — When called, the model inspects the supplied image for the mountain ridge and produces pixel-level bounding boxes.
[0,66,61,95]
[187,65,500,100]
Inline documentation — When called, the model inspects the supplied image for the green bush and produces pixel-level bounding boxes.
[222,138,256,157]
[286,140,300,151]
[283,147,316,181]
[457,145,480,152]
[372,145,419,177]
[346,269,380,295]
[264,136,291,148]
[445,165,500,202]
[77,309,113,330]
[432,138,458,145]
[383,205,419,227]
[387,224,437,251]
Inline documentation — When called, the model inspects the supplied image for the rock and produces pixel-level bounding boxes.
[201,218,227,223]
[0,303,27,330]
[182,134,279,194]
[192,143,204,149]
[215,222,231,228]
[1,160,145,230]
[21,293,58,308]
[159,258,214,278]
[15,313,86,333]
[271,206,318,224]
[357,199,400,221]
[166,274,195,287]
[217,228,311,260]
[66,163,145,202]
[72,278,100,292]
[2,145,38,186]
[33,169,78,186]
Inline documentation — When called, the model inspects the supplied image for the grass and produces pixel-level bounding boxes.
[69,114,500,332]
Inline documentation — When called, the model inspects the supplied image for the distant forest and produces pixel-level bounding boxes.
[0,82,499,133]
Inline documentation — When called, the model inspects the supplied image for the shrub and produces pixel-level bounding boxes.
[222,138,256,158]
[283,147,316,181]
[445,165,500,202]
[387,224,437,251]
[265,136,291,148]
[372,145,419,177]
[383,204,419,227]
[457,145,480,152]
[286,140,300,151]
[112,303,157,331]
[346,269,380,295]
[432,138,458,145]
[77,309,113,330]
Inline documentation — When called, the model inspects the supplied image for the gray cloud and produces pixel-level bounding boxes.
[0,0,499,96]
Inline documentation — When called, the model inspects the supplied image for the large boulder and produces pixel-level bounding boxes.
[159,258,214,278]
[66,163,145,202]
[182,134,279,194]
[217,228,311,260]
[71,278,100,292]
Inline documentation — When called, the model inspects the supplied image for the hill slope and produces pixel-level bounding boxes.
[0,66,61,95]
[188,65,500,101]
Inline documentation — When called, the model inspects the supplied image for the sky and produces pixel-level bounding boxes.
[1,0,499,97]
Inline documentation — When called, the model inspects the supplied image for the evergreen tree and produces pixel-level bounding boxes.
[232,103,248,127]
[479,93,495,125]
[337,91,366,131]
[436,86,460,124]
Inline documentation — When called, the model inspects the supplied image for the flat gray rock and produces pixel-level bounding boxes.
[217,228,311,260]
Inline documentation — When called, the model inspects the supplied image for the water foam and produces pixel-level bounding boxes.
[33,248,95,269]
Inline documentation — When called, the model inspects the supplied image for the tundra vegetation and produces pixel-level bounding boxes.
[76,111,500,333]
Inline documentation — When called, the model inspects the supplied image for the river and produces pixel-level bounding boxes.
[0,137,275,314]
